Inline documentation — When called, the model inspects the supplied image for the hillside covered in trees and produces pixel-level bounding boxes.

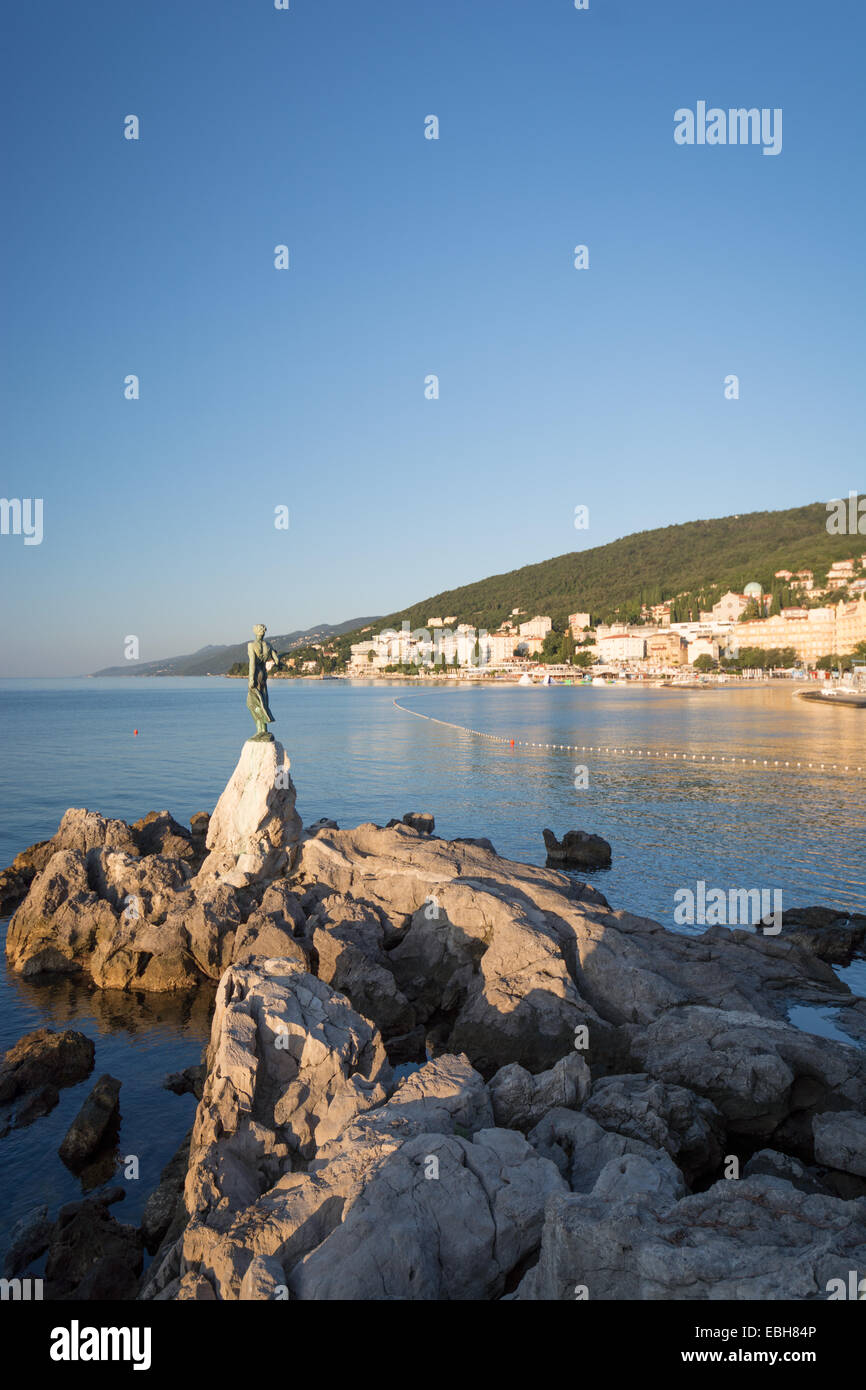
[331,501,863,658]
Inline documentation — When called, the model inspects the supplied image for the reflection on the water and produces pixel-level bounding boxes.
[3,967,216,1039]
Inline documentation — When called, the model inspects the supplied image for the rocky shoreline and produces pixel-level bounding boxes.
[2,737,865,1300]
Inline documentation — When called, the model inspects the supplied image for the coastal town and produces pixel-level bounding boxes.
[277,551,866,682]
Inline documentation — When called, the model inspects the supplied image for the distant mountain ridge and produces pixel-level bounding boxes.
[90,618,380,676]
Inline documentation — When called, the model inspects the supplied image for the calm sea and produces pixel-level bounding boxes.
[1,676,864,1259]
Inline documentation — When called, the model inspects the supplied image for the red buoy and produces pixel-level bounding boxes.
[510,738,515,747]
[134,730,138,736]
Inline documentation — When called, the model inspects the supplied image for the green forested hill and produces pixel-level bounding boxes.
[93,501,863,675]
[335,501,864,652]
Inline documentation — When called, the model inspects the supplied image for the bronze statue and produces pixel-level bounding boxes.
[246,623,280,740]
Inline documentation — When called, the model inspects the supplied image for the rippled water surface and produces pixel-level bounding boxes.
[0,676,864,1257]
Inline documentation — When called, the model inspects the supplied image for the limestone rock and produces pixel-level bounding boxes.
[5,850,117,978]
[142,957,509,1301]
[516,1177,866,1300]
[196,739,302,888]
[623,1005,866,1143]
[289,1127,566,1301]
[161,1054,490,1300]
[296,821,866,1093]
[175,1272,217,1300]
[232,881,308,970]
[175,881,242,980]
[7,844,250,992]
[131,810,196,862]
[560,910,847,1031]
[812,1111,866,1178]
[0,839,53,915]
[528,1106,683,1194]
[52,808,139,858]
[489,1053,590,1131]
[591,1150,686,1202]
[239,1255,288,1300]
[743,1149,828,1195]
[141,1129,192,1253]
[87,848,191,922]
[376,1052,494,1136]
[296,821,605,922]
[309,892,415,1038]
[403,812,434,834]
[583,1074,725,1184]
[183,961,391,1224]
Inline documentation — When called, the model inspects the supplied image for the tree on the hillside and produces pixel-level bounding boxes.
[560,629,576,663]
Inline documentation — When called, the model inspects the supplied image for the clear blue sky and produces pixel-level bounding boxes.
[1,0,863,675]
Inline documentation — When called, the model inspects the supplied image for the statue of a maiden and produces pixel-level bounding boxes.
[246,623,281,740]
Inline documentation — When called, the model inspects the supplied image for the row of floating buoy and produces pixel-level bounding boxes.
[392,697,864,774]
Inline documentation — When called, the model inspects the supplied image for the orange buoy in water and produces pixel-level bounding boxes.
[134,730,138,736]
[510,738,515,747]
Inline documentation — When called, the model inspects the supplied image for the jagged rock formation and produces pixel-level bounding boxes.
[5,826,307,994]
[515,1178,866,1300]
[196,739,302,888]
[2,792,865,1300]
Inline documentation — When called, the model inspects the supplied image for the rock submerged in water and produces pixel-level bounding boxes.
[384,813,434,835]
[542,827,612,869]
[162,1064,205,1100]
[46,1190,142,1301]
[59,1073,122,1168]
[779,906,866,965]
[0,1027,95,1104]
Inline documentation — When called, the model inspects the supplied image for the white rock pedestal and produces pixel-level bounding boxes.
[195,739,302,889]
